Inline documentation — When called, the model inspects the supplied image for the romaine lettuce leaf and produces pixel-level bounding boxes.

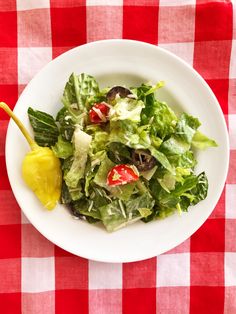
[192,131,218,149]
[93,154,115,188]
[52,135,73,159]
[99,200,127,232]
[189,172,208,205]
[141,99,178,139]
[126,194,155,219]
[149,147,175,174]
[62,73,99,114]
[110,183,137,201]
[72,198,101,220]
[109,98,144,122]
[175,113,201,143]
[89,130,109,154]
[160,136,190,156]
[109,120,151,149]
[107,142,131,164]
[91,187,111,208]
[65,128,92,188]
[28,107,59,147]
[56,107,76,141]
[99,193,155,232]
[160,113,201,155]
[168,151,197,169]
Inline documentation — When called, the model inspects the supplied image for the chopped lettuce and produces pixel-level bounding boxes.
[52,135,73,159]
[94,154,115,189]
[62,72,99,114]
[99,193,155,232]
[109,98,144,122]
[99,200,127,232]
[192,131,218,149]
[65,127,92,188]
[107,142,131,164]
[28,73,217,232]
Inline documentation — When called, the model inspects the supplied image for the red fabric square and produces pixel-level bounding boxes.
[190,286,224,314]
[52,46,72,59]
[190,218,225,252]
[190,253,224,286]
[50,7,86,47]
[89,289,122,314]
[193,40,232,79]
[22,224,54,257]
[206,79,229,114]
[156,287,189,314]
[0,85,18,119]
[123,258,156,288]
[124,0,158,4]
[0,12,17,47]
[123,5,159,44]
[227,150,236,184]
[0,225,21,258]
[0,120,8,156]
[225,219,236,252]
[209,186,225,219]
[0,156,11,190]
[123,288,156,314]
[55,290,88,314]
[54,245,74,257]
[0,191,21,225]
[158,5,195,43]
[0,0,16,11]
[22,292,55,314]
[0,259,21,292]
[55,256,88,289]
[18,9,51,47]
[0,48,17,84]
[0,293,21,314]
[195,2,233,41]
[50,0,85,8]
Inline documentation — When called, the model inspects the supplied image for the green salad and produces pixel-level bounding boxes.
[28,73,217,232]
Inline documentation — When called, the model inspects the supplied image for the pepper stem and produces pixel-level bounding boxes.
[0,102,38,150]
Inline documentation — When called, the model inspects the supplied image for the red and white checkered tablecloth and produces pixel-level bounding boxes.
[0,0,235,313]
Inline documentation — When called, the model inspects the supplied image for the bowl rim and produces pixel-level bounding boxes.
[5,39,229,262]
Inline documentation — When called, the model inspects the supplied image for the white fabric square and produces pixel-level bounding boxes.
[18,47,52,84]
[225,253,236,286]
[226,184,236,219]
[229,114,236,149]
[89,261,122,289]
[156,253,190,287]
[159,42,194,66]
[22,257,55,292]
[17,0,50,10]
[87,0,123,5]
[229,40,236,79]
[159,0,196,5]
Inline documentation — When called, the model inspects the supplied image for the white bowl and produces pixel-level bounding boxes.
[6,40,229,262]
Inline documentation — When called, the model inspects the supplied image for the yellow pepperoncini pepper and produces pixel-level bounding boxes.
[0,102,62,210]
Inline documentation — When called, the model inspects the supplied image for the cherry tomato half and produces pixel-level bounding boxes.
[89,103,109,124]
[107,164,139,186]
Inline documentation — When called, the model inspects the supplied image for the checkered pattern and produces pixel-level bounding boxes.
[0,0,235,313]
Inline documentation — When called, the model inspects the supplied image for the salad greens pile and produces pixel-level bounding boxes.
[28,73,217,232]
